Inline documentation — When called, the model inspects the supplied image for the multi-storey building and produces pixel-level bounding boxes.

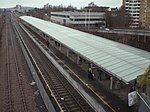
[50,11,106,28]
[124,0,141,28]
[124,0,150,29]
[146,0,150,29]
[139,0,150,29]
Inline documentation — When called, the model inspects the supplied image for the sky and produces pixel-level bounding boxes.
[0,0,122,9]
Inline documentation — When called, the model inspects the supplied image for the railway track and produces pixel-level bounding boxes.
[5,17,13,112]
[10,20,29,112]
[15,17,95,112]
[3,13,33,112]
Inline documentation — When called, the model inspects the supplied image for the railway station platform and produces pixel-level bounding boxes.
[19,16,150,111]
[42,40,134,112]
[20,25,133,111]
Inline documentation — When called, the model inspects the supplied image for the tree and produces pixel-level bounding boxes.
[105,5,131,28]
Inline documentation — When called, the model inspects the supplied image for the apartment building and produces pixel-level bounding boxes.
[124,0,150,29]
[139,0,150,29]
[124,0,141,28]
[50,11,106,28]
[146,0,150,29]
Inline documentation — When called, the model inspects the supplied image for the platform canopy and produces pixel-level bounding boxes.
[20,16,150,84]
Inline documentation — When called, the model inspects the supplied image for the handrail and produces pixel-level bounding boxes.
[137,91,150,110]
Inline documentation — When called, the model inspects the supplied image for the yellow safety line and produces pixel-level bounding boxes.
[26,44,64,112]
[21,22,116,111]
[39,41,117,112]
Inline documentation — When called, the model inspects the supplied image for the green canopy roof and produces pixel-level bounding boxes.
[20,16,150,84]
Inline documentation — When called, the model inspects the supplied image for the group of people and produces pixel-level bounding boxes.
[88,67,94,80]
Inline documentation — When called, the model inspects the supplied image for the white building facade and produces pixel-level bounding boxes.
[50,11,106,28]
[124,0,141,28]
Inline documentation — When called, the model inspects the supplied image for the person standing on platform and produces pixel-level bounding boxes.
[91,73,94,80]
[88,67,92,79]
[46,40,50,47]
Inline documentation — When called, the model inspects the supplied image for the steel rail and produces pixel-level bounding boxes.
[13,20,63,112]
[19,21,94,112]
[5,16,13,112]
[10,16,29,112]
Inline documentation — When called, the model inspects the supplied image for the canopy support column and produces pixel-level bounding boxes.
[110,76,113,90]
[67,49,69,57]
[59,44,61,51]
[77,54,79,65]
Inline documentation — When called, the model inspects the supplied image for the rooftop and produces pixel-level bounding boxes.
[51,11,105,16]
